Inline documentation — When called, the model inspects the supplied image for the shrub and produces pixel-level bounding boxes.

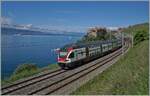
[9,64,39,81]
[2,64,59,85]
[134,30,149,45]
[77,33,116,43]
[13,63,38,75]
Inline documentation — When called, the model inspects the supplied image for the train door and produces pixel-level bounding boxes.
[86,47,89,57]
[76,48,86,60]
[68,51,76,62]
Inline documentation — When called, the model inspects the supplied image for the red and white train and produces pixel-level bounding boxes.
[57,39,122,69]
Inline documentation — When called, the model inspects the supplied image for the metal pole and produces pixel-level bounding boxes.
[109,30,111,40]
[122,31,124,56]
[110,31,111,40]
[132,31,134,47]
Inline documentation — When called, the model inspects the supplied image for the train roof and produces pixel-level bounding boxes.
[60,39,121,51]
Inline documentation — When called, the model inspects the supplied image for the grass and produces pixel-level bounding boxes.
[123,22,149,36]
[72,40,149,95]
[2,63,59,86]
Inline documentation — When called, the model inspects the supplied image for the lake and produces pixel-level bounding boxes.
[1,34,83,79]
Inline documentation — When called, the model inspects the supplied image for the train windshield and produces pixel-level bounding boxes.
[59,52,68,58]
[68,52,75,58]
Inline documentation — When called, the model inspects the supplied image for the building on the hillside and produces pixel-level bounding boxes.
[118,27,125,33]
[87,27,107,37]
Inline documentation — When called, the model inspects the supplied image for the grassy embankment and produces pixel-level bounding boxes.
[72,40,149,95]
[123,23,149,35]
[2,64,59,86]
[72,23,149,95]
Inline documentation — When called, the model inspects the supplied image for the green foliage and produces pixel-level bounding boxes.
[77,33,115,43]
[122,22,149,45]
[9,64,39,82]
[41,63,59,71]
[123,22,149,36]
[72,40,149,95]
[13,63,38,75]
[2,63,59,86]
[47,63,59,69]
[10,69,39,82]
[134,30,149,45]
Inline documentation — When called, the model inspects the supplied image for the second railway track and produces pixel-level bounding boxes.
[1,44,129,95]
[2,68,66,94]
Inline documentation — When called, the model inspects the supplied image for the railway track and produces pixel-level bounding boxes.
[39,51,123,95]
[2,68,65,94]
[1,44,129,95]
[33,46,128,95]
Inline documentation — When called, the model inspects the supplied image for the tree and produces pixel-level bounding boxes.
[134,30,149,45]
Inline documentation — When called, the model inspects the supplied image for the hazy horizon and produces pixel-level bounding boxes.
[1,1,149,32]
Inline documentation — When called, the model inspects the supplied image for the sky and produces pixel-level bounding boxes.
[1,1,149,32]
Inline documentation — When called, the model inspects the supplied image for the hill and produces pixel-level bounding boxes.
[72,22,149,95]
[72,40,149,95]
[122,22,149,36]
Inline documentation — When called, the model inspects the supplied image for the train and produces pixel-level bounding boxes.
[57,39,122,69]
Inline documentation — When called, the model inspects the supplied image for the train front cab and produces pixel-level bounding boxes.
[65,48,87,69]
[58,49,77,69]
[57,51,69,69]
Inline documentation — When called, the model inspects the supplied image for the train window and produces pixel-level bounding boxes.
[69,52,75,58]
[59,52,67,58]
[81,52,84,55]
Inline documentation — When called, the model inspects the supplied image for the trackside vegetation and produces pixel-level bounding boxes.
[72,22,149,95]
[123,22,149,45]
[2,64,58,86]
[122,23,149,35]
[134,30,149,45]
[72,40,149,95]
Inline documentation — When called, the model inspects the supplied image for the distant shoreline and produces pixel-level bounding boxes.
[1,27,85,37]
[1,34,84,37]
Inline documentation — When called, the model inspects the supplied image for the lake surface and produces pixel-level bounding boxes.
[1,34,83,79]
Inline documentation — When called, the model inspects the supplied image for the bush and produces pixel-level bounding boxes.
[77,33,116,43]
[8,64,39,81]
[13,63,38,75]
[134,30,149,45]
[2,64,59,86]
